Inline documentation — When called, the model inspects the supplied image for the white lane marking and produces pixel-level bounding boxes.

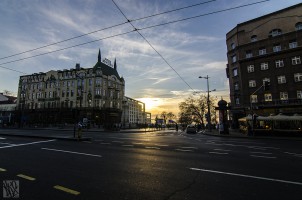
[250,152,272,155]
[100,142,111,145]
[0,142,12,145]
[122,145,134,147]
[189,168,302,186]
[154,144,169,147]
[250,155,276,159]
[0,137,6,140]
[180,146,198,149]
[209,152,229,155]
[132,142,144,145]
[41,148,102,157]
[284,152,302,156]
[175,149,193,152]
[145,146,160,150]
[112,141,124,144]
[213,149,232,152]
[205,142,279,150]
[0,139,56,149]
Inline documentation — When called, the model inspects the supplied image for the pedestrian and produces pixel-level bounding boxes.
[219,122,224,134]
[175,123,178,132]
[77,122,83,140]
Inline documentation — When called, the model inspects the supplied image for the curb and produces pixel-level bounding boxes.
[202,132,302,141]
[0,133,91,141]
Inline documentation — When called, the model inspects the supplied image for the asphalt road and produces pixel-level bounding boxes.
[0,130,301,200]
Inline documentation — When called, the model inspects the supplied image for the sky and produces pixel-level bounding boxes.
[0,0,301,117]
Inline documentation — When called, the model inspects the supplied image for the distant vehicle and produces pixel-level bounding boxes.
[186,124,197,134]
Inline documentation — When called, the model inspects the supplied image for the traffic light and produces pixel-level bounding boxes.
[264,81,270,91]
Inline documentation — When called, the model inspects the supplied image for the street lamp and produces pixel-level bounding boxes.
[198,75,215,132]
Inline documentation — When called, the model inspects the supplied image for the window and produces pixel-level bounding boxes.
[280,92,288,100]
[89,79,92,86]
[249,80,256,88]
[277,76,286,84]
[246,50,253,58]
[292,56,301,65]
[263,78,270,85]
[289,40,297,49]
[295,22,302,31]
[250,95,258,103]
[96,78,102,86]
[275,60,284,68]
[294,73,302,82]
[232,55,237,63]
[49,91,52,98]
[264,93,272,102]
[235,97,240,105]
[231,43,235,49]
[273,44,281,52]
[251,35,257,42]
[232,68,238,77]
[67,81,70,87]
[234,82,239,91]
[246,65,254,73]
[261,62,269,70]
[297,91,302,99]
[71,90,74,97]
[259,48,266,55]
[62,90,65,97]
[270,29,282,37]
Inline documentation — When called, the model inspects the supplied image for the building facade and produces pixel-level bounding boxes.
[226,3,302,128]
[0,93,17,127]
[16,49,125,128]
[121,96,148,128]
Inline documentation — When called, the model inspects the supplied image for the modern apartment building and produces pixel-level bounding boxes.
[121,96,148,128]
[16,49,125,128]
[226,3,302,128]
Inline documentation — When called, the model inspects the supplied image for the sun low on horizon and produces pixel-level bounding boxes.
[137,97,181,118]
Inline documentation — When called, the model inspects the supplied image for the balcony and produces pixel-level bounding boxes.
[251,98,302,109]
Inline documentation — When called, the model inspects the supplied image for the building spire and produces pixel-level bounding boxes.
[114,58,117,70]
[98,48,101,63]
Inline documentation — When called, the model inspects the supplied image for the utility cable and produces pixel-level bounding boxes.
[0,0,270,73]
[0,0,216,61]
[111,0,196,91]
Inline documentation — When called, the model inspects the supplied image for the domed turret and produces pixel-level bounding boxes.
[218,99,227,108]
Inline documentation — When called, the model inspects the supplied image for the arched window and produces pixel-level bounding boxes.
[295,22,302,31]
[251,35,257,42]
[269,29,282,37]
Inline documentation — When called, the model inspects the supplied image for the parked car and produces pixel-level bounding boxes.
[186,124,197,134]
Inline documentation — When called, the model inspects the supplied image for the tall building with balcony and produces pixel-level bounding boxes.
[226,3,302,128]
[16,49,125,128]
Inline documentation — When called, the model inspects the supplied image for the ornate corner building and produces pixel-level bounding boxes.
[16,49,125,128]
[226,3,302,128]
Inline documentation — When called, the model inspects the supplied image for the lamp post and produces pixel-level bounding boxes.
[199,75,213,132]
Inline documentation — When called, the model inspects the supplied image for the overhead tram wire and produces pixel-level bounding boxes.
[0,30,135,66]
[0,0,270,73]
[111,0,196,92]
[138,0,270,31]
[0,0,216,61]
[0,65,26,74]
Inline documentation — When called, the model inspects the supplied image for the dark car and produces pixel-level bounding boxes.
[186,124,197,134]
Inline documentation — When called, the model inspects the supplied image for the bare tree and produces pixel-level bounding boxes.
[178,95,216,125]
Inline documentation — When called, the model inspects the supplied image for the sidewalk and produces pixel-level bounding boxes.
[0,127,161,141]
[202,128,302,141]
